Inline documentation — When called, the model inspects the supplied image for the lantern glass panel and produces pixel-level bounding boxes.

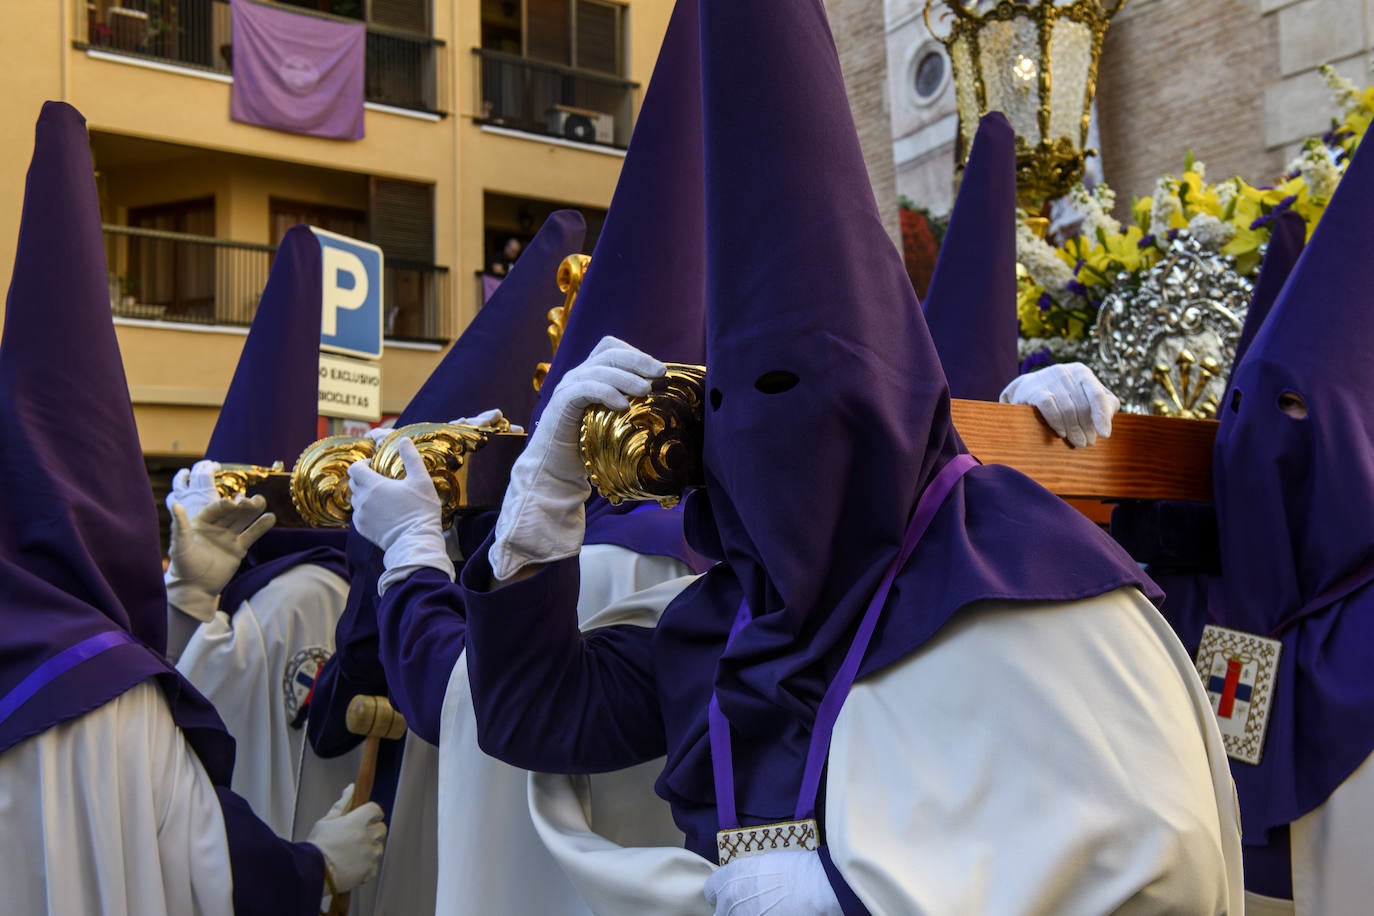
[950,34,981,152]
[1048,18,1094,143]
[978,17,1042,143]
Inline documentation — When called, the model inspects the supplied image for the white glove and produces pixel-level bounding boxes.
[306,784,387,895]
[451,408,525,435]
[1000,362,1120,448]
[166,459,222,521]
[164,496,276,623]
[363,425,395,445]
[704,851,843,916]
[348,436,454,594]
[489,336,664,581]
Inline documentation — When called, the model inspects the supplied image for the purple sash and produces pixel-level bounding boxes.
[709,453,979,829]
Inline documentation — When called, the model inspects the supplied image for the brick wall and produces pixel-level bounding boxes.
[1096,0,1285,203]
[826,0,902,247]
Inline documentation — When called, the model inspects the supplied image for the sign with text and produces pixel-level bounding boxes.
[318,352,382,421]
[313,227,383,359]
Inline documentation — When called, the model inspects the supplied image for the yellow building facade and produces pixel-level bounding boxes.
[0,0,667,458]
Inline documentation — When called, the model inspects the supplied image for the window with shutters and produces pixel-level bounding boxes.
[481,0,625,76]
[369,178,450,341]
[127,198,217,321]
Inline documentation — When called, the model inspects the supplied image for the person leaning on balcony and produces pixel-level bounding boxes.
[0,102,383,916]
[489,236,522,277]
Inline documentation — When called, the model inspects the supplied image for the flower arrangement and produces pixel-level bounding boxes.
[1016,63,1373,366]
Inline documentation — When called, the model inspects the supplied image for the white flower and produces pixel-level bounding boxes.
[1215,179,1238,215]
[1018,335,1089,362]
[1187,213,1236,251]
[1321,63,1363,115]
[1016,218,1076,296]
[1190,160,1206,183]
[1149,177,1182,242]
[1288,141,1343,201]
[1068,181,1122,239]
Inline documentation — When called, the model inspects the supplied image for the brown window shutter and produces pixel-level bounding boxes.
[369,0,429,34]
[369,178,434,263]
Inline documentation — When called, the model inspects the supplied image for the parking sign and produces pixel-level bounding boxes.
[312,227,383,359]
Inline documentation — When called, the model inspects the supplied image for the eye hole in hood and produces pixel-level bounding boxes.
[754,370,799,394]
[1278,390,1308,419]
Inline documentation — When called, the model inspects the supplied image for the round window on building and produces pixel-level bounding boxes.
[913,49,947,103]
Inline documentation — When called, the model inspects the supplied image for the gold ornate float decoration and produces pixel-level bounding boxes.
[579,363,706,508]
[213,419,524,528]
[532,254,592,391]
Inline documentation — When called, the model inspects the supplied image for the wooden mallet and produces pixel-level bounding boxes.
[325,694,407,916]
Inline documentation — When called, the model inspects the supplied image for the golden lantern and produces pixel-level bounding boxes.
[925,0,1125,214]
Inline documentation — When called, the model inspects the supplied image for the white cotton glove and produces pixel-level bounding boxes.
[489,336,665,582]
[164,496,276,623]
[306,784,387,895]
[451,408,525,435]
[166,459,222,521]
[348,436,454,594]
[363,425,395,445]
[704,851,843,916]
[1000,362,1120,448]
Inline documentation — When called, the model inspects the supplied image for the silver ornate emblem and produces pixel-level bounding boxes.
[1087,233,1254,419]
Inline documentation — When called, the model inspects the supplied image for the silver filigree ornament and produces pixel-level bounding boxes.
[1087,233,1254,419]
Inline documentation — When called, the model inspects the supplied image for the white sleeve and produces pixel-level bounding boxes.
[826,587,1243,916]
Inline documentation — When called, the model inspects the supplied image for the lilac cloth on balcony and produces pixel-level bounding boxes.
[230,0,365,141]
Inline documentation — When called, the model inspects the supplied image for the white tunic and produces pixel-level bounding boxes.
[531,586,1245,915]
[176,562,349,836]
[1245,747,1374,916]
[433,544,693,916]
[0,680,235,916]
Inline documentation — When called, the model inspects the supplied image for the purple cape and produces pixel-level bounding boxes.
[922,112,1020,401]
[650,0,1157,863]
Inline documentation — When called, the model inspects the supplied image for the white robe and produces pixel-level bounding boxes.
[433,544,693,916]
[1245,747,1374,916]
[176,562,350,836]
[0,680,235,916]
[531,586,1245,915]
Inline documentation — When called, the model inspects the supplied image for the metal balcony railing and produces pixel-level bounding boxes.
[103,224,453,342]
[76,0,449,115]
[473,48,637,149]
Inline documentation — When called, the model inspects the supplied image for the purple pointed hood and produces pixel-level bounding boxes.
[922,112,1019,401]
[0,103,232,780]
[208,225,348,606]
[206,224,323,466]
[1231,209,1306,385]
[400,211,584,428]
[1213,136,1374,838]
[652,0,1155,858]
[529,0,708,569]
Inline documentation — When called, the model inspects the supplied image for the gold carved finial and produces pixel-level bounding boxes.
[288,421,524,528]
[1151,350,1222,419]
[579,363,707,508]
[533,254,592,392]
[214,462,285,500]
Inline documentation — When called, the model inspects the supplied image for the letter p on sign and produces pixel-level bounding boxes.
[312,227,383,359]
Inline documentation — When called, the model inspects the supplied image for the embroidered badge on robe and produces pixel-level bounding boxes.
[1194,625,1281,765]
[716,818,819,866]
[283,647,331,729]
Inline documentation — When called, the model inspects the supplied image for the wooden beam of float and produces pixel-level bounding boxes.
[950,399,1218,503]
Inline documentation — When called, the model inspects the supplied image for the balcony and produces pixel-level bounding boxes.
[473,48,637,149]
[76,0,450,115]
[104,224,453,342]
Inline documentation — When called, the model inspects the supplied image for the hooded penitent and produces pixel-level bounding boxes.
[0,101,234,780]
[652,0,1154,859]
[1212,132,1374,843]
[308,210,587,767]
[921,112,1019,401]
[528,0,708,570]
[1226,209,1306,406]
[208,225,348,612]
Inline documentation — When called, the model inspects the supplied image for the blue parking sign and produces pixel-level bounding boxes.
[312,227,384,359]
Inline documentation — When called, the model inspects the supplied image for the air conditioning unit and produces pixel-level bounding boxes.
[548,105,615,145]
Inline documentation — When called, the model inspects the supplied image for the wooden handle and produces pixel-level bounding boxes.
[324,733,382,916]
